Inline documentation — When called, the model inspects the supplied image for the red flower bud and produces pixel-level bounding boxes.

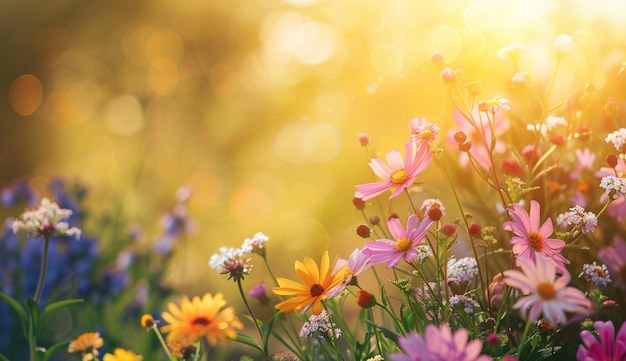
[458,142,472,152]
[356,224,371,238]
[427,207,443,222]
[441,223,457,236]
[431,52,444,68]
[358,133,370,146]
[453,131,467,144]
[353,197,365,210]
[356,289,375,308]
[607,154,618,168]
[441,67,457,87]
[468,223,481,236]
[549,133,564,146]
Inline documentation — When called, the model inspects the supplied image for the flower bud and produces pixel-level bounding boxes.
[431,52,444,68]
[441,223,457,236]
[427,207,442,222]
[574,125,589,141]
[353,197,365,210]
[501,158,523,177]
[248,282,270,304]
[358,133,370,146]
[356,289,376,308]
[607,154,618,168]
[553,34,573,59]
[356,224,371,238]
[453,131,467,144]
[141,314,155,328]
[487,333,501,347]
[478,101,489,113]
[458,142,472,152]
[369,215,380,226]
[468,223,481,236]
[549,133,564,146]
[441,67,457,87]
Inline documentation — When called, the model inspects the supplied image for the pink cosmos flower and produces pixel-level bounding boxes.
[355,140,432,201]
[388,323,492,361]
[503,200,569,273]
[571,148,596,179]
[503,254,591,325]
[577,320,626,361]
[597,237,626,287]
[447,106,509,171]
[409,117,440,142]
[327,248,373,297]
[362,214,433,269]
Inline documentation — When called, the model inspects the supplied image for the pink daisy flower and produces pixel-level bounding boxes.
[503,254,591,325]
[355,140,432,201]
[597,237,626,288]
[362,214,433,269]
[388,323,492,361]
[327,248,373,296]
[409,117,440,142]
[577,320,626,361]
[503,200,569,273]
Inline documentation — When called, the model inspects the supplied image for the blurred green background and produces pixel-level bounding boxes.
[2,0,626,356]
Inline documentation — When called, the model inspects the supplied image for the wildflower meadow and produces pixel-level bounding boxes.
[2,1,626,361]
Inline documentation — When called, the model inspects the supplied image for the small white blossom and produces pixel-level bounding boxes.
[299,310,341,346]
[527,115,567,136]
[12,198,81,239]
[498,42,525,61]
[579,262,611,287]
[605,128,626,152]
[241,231,269,254]
[209,246,251,280]
[366,356,384,361]
[449,295,480,315]
[447,257,478,284]
[600,176,626,199]
[559,205,598,233]
[553,34,573,58]
[416,245,433,263]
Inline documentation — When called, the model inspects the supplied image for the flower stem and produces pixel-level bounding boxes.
[34,235,51,303]
[236,278,265,352]
[151,324,175,360]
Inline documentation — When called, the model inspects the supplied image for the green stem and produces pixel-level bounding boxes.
[151,324,175,360]
[237,278,265,350]
[517,318,534,360]
[34,236,50,303]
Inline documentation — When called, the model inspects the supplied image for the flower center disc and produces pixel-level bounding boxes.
[395,237,412,252]
[527,231,545,252]
[191,316,212,326]
[536,282,556,300]
[310,283,325,297]
[390,169,410,185]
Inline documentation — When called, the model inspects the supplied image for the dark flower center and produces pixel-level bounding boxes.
[191,317,211,326]
[527,231,545,252]
[310,283,325,297]
[536,282,556,300]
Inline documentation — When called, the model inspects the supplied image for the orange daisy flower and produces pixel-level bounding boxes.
[67,332,103,361]
[102,348,143,361]
[272,250,348,314]
[160,292,243,346]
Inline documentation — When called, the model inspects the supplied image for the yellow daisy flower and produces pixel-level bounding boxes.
[272,250,348,314]
[102,348,143,361]
[67,332,103,361]
[160,292,243,346]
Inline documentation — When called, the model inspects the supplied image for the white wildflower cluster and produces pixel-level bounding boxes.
[447,257,478,284]
[12,197,81,239]
[449,295,480,315]
[605,128,626,152]
[415,245,433,263]
[366,356,384,361]
[298,310,341,346]
[420,199,445,217]
[241,232,269,254]
[209,246,246,273]
[578,262,611,287]
[599,176,626,199]
[526,115,567,136]
[556,205,598,233]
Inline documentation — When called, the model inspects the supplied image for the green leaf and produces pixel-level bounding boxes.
[232,333,262,353]
[42,340,71,361]
[262,311,281,355]
[364,320,399,343]
[0,353,10,361]
[26,298,41,335]
[42,299,83,318]
[0,291,27,323]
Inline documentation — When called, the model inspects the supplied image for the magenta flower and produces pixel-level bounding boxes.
[503,255,591,325]
[362,214,433,269]
[503,200,569,273]
[577,320,626,361]
[597,237,626,287]
[354,140,432,201]
[388,323,492,361]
